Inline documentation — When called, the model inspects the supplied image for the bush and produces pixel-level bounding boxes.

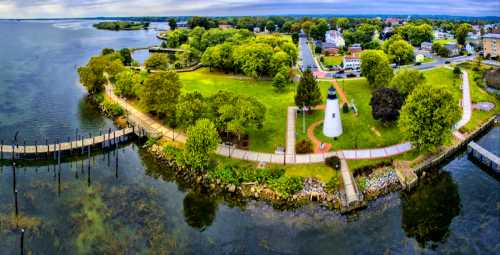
[209,165,285,186]
[325,175,340,193]
[162,144,181,161]
[272,72,287,91]
[453,66,461,77]
[145,137,159,147]
[295,139,313,154]
[268,176,304,199]
[101,99,124,117]
[356,176,367,192]
[325,156,341,170]
[342,103,349,113]
[315,45,322,54]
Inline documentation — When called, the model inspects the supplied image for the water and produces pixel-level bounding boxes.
[0,20,499,254]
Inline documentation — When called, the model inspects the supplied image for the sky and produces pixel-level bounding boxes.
[0,0,499,19]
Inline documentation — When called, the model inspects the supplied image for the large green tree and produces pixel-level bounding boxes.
[140,71,182,118]
[168,18,177,30]
[294,69,322,109]
[184,119,220,171]
[360,50,394,88]
[114,69,141,98]
[145,53,169,70]
[387,39,415,65]
[176,92,208,130]
[233,42,274,78]
[389,69,426,97]
[398,84,461,151]
[455,23,472,46]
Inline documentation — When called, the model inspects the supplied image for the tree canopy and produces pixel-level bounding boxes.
[370,87,404,122]
[295,69,322,109]
[114,69,141,98]
[398,84,461,151]
[455,23,472,46]
[176,92,208,130]
[145,53,169,70]
[184,119,220,171]
[389,69,426,97]
[140,71,182,118]
[386,39,415,65]
[360,50,394,88]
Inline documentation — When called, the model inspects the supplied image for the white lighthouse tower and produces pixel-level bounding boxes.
[323,86,343,138]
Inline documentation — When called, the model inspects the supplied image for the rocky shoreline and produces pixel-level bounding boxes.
[147,144,401,211]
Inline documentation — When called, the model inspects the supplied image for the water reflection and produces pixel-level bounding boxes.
[183,192,218,231]
[401,169,460,247]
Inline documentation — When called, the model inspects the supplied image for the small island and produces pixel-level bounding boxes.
[93,21,150,31]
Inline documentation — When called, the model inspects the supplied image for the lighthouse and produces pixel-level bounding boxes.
[323,86,343,138]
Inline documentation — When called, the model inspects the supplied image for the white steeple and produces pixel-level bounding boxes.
[323,86,343,138]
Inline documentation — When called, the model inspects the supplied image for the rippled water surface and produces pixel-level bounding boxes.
[0,20,498,254]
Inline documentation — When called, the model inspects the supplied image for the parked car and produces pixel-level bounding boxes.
[414,62,421,66]
[445,60,450,64]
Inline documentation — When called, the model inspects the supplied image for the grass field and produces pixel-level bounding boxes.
[421,67,462,100]
[179,68,294,152]
[322,55,343,66]
[432,39,457,45]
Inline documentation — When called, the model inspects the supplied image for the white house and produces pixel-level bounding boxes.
[323,86,343,138]
[343,56,361,70]
[421,41,433,51]
[434,30,454,40]
[465,43,475,54]
[444,42,460,57]
[325,30,345,48]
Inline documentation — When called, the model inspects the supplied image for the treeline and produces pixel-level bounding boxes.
[93,21,150,31]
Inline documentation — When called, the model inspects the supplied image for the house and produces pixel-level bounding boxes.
[444,42,460,57]
[415,54,425,63]
[321,42,339,55]
[325,30,345,48]
[343,56,361,70]
[434,31,454,40]
[382,27,394,39]
[253,27,261,33]
[348,44,363,56]
[384,18,401,26]
[218,24,234,30]
[483,33,500,57]
[421,42,433,51]
[465,43,475,54]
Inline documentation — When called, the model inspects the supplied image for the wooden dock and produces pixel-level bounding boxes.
[0,127,139,160]
[467,141,500,173]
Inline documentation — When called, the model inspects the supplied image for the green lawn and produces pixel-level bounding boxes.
[421,67,462,100]
[422,57,434,63]
[322,55,343,66]
[432,39,457,45]
[179,68,295,152]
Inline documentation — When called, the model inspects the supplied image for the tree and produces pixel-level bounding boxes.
[398,24,433,46]
[144,53,169,70]
[78,56,107,94]
[387,39,415,65]
[140,71,182,118]
[272,72,287,91]
[398,84,461,151]
[114,70,140,98]
[301,21,314,37]
[232,42,274,78]
[360,50,394,88]
[168,18,177,30]
[310,21,329,41]
[184,119,220,171]
[370,88,404,122]
[265,21,275,33]
[176,92,207,130]
[453,66,462,78]
[119,48,132,66]
[188,26,206,51]
[295,69,322,109]
[105,59,125,82]
[455,23,472,46]
[389,69,425,97]
[101,48,115,55]
[291,32,299,44]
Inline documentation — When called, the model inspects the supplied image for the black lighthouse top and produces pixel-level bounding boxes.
[327,86,338,100]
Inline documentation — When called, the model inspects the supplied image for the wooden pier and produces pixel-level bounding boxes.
[467,141,500,173]
[0,127,142,160]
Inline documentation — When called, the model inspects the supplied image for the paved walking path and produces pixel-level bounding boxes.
[339,158,359,204]
[455,70,472,130]
[286,107,297,155]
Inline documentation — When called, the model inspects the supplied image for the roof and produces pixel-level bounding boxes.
[344,56,360,60]
[444,42,458,49]
[421,41,432,45]
[483,33,500,39]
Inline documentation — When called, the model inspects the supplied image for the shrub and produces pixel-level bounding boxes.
[325,175,340,193]
[453,66,461,77]
[268,176,304,199]
[145,137,159,147]
[315,45,322,54]
[272,72,287,91]
[101,99,124,117]
[162,144,181,161]
[325,156,341,170]
[342,103,349,113]
[209,165,285,186]
[356,176,367,192]
[295,139,313,154]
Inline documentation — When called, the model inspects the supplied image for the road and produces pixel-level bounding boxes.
[299,36,319,72]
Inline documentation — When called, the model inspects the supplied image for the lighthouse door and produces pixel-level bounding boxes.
[332,113,335,118]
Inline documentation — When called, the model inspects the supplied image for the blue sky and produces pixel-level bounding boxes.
[0,0,498,18]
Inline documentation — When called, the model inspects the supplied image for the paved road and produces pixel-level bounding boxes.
[299,37,319,72]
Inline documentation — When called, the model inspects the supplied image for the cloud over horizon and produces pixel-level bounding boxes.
[0,0,499,18]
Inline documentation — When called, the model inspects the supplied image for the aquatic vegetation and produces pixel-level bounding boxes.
[0,213,43,235]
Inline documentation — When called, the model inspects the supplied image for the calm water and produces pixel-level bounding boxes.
[0,20,499,255]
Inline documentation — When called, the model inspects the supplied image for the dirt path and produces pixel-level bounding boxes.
[307,120,332,153]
